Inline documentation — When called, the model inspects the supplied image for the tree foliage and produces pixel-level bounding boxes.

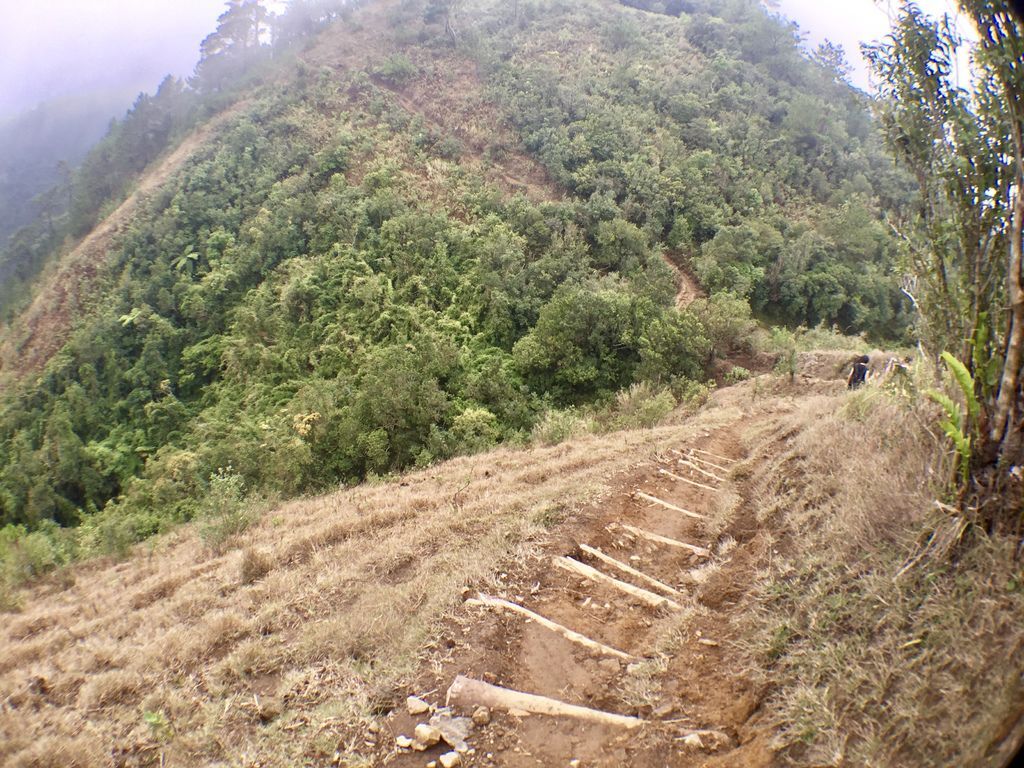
[866,1,1024,515]
[0,0,916,559]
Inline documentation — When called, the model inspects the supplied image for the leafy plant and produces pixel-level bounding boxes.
[196,469,256,552]
[374,54,417,85]
[143,710,174,742]
[725,365,751,384]
[925,352,978,488]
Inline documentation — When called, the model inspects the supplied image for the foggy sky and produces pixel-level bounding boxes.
[768,0,976,91]
[0,0,226,120]
[0,0,979,122]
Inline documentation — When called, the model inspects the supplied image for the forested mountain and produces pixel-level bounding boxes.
[0,0,910,564]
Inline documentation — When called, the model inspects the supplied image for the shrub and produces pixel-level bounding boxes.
[0,521,75,610]
[770,328,799,382]
[673,378,714,410]
[197,469,257,553]
[725,365,751,383]
[450,407,501,454]
[610,382,677,429]
[531,408,590,446]
[689,292,757,357]
[374,54,417,85]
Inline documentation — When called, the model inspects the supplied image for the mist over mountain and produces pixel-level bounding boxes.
[0,0,223,120]
[0,1,243,269]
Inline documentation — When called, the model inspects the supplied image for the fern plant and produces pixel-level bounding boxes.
[926,351,980,488]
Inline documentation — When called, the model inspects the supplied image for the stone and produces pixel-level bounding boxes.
[427,763,437,768]
[471,706,491,725]
[569,761,581,768]
[396,735,414,749]
[439,752,462,768]
[407,695,431,715]
[683,733,705,750]
[652,702,675,718]
[413,723,442,750]
[597,658,620,673]
[429,712,473,748]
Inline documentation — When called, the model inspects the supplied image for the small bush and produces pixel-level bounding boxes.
[771,328,799,382]
[725,365,751,383]
[532,408,590,446]
[673,378,714,409]
[610,382,677,429]
[796,323,867,352]
[374,54,417,85]
[0,521,76,610]
[450,406,501,454]
[689,292,758,357]
[197,469,257,553]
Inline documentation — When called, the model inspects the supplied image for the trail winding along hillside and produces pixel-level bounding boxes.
[2,367,1021,766]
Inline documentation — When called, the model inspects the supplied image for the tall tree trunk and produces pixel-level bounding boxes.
[991,186,1024,455]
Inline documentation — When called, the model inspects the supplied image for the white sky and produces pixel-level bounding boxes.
[0,0,980,120]
[0,0,286,120]
[766,0,977,91]
[0,0,222,117]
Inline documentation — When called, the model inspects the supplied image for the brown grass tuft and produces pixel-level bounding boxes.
[77,669,145,709]
[239,547,273,584]
[7,735,105,768]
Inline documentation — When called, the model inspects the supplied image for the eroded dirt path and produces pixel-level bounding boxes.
[380,399,786,767]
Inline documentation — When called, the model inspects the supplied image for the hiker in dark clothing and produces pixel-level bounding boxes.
[847,354,870,390]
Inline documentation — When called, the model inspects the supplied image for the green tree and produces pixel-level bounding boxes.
[195,0,271,90]
[866,2,1024,513]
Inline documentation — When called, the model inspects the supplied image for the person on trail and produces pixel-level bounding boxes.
[847,354,870,390]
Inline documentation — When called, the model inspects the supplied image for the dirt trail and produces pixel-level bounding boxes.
[661,251,705,310]
[0,102,245,380]
[380,397,789,767]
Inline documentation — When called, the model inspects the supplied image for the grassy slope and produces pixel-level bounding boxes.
[2,364,1020,767]
[0,3,1018,766]
[0,407,723,766]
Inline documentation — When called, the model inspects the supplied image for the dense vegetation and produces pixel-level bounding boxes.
[0,0,912,583]
[478,0,912,334]
[0,0,347,321]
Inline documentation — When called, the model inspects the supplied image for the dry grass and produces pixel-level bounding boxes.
[3,360,1016,767]
[0,420,714,767]
[728,387,1024,767]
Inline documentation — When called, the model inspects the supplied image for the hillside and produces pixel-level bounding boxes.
[1,365,1020,767]
[1,2,1022,766]
[0,0,912,560]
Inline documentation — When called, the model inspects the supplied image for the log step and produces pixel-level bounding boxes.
[554,556,682,610]
[614,522,711,558]
[658,468,720,492]
[635,491,704,519]
[446,675,644,729]
[466,594,632,660]
[578,544,682,597]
